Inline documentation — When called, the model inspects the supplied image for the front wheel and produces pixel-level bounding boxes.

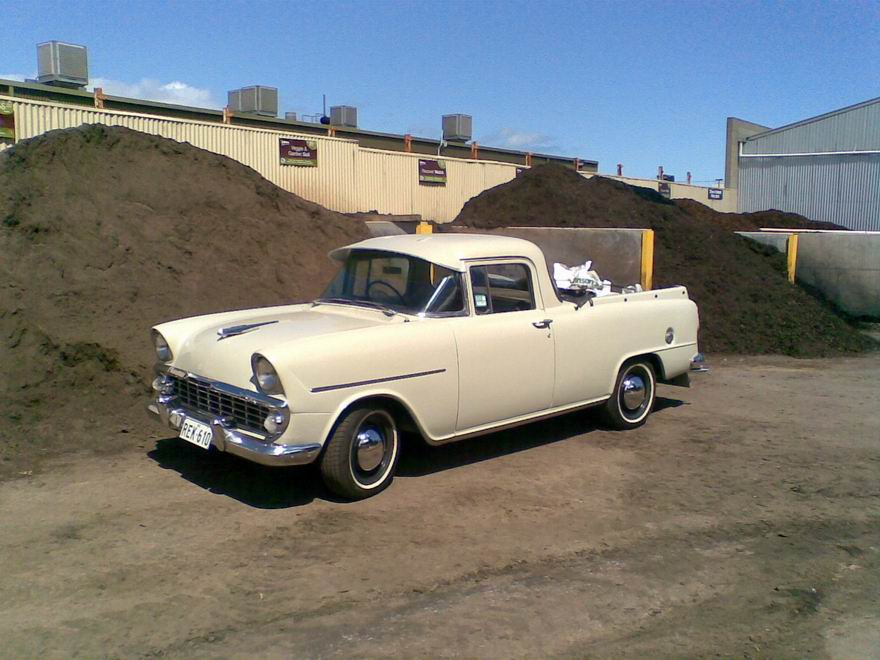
[319,405,400,500]
[601,359,656,430]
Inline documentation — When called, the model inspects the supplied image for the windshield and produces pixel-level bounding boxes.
[318,250,466,317]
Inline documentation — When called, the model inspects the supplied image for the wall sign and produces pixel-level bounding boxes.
[0,102,15,140]
[419,159,447,185]
[658,182,671,199]
[279,138,318,166]
[708,188,724,200]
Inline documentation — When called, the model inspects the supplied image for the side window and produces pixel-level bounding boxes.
[470,263,535,314]
[471,266,492,315]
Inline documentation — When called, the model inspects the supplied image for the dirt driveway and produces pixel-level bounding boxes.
[1,354,878,658]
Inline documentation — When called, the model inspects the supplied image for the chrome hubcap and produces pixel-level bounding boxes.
[622,374,647,410]
[356,427,385,472]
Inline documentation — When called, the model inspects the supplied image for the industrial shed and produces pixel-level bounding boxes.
[726,97,880,231]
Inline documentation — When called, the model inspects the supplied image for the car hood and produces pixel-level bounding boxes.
[160,304,395,388]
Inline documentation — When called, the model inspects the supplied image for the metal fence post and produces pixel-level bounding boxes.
[787,234,799,284]
[641,229,655,290]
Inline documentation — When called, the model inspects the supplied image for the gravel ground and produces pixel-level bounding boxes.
[1,354,878,658]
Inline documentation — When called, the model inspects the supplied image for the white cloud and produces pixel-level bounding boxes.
[89,77,219,108]
[1,72,218,109]
[485,127,558,151]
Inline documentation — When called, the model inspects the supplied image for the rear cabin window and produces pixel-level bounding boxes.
[470,263,535,314]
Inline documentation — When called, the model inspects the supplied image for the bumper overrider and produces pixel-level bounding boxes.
[146,369,321,467]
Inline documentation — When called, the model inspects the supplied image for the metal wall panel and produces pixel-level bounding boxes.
[742,99,880,154]
[1,95,529,222]
[3,95,741,224]
[739,154,880,231]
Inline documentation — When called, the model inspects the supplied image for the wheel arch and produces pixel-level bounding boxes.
[319,391,428,453]
[609,350,665,390]
[640,352,665,380]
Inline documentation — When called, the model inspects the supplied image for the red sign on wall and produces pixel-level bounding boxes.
[419,159,447,185]
[279,138,318,166]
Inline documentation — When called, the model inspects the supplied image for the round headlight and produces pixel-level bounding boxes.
[152,330,173,362]
[253,355,285,396]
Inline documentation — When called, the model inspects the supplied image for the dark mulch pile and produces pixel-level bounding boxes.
[452,164,874,357]
[0,125,369,474]
[675,198,848,231]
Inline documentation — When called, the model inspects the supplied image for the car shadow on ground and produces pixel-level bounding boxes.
[147,440,332,509]
[397,395,685,478]
[146,393,686,509]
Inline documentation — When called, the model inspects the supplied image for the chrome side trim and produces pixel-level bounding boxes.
[428,396,609,445]
[311,368,447,394]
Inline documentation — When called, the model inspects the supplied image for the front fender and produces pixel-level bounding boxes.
[316,388,441,449]
[273,320,460,440]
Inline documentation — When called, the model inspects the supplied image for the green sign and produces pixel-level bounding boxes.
[279,138,317,166]
[0,102,14,140]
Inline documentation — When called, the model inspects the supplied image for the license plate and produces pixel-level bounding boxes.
[179,418,213,450]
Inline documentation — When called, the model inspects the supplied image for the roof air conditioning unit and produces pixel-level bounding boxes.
[227,86,278,117]
[442,114,472,142]
[37,41,89,88]
[284,112,298,121]
[330,105,357,128]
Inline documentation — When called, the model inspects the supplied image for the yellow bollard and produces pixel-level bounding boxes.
[787,234,799,284]
[640,229,654,291]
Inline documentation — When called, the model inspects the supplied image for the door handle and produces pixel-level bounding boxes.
[532,319,553,329]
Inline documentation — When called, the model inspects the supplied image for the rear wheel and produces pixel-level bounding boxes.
[602,359,656,430]
[319,405,400,500]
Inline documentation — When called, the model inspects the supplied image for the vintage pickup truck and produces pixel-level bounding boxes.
[148,234,700,499]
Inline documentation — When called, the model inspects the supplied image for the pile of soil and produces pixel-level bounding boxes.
[453,165,875,357]
[0,125,369,475]
[674,198,847,231]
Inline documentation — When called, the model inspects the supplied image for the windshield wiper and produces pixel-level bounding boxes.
[312,297,397,317]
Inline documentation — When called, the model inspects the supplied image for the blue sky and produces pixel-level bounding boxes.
[3,0,878,182]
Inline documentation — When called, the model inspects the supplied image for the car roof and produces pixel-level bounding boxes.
[329,233,544,272]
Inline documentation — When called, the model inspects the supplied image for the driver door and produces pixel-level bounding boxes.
[453,261,556,432]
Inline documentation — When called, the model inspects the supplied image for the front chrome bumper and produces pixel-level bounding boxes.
[147,379,321,467]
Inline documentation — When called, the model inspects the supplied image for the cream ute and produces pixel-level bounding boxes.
[148,234,700,499]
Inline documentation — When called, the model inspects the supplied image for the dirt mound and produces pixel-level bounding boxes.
[674,198,847,231]
[453,165,875,357]
[0,125,369,475]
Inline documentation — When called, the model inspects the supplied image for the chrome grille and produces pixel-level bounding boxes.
[169,375,270,433]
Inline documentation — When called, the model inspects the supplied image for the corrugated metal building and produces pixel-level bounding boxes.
[727,97,880,231]
[0,78,602,224]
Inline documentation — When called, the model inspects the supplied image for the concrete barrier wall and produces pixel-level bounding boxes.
[448,226,644,287]
[737,231,789,253]
[739,230,880,318]
[796,233,880,318]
